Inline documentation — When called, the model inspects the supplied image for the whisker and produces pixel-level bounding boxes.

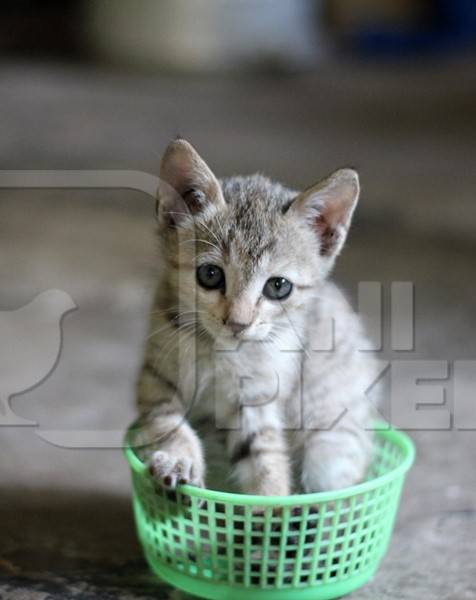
[150,307,205,318]
[179,238,221,252]
[279,305,312,359]
[155,321,197,358]
[146,321,176,340]
[197,221,223,249]
[147,312,203,340]
[214,215,227,241]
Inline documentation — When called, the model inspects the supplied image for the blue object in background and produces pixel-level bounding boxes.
[351,0,476,58]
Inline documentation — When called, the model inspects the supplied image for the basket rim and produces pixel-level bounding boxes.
[123,421,415,506]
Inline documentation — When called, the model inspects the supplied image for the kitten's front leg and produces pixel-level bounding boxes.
[227,406,290,496]
[137,361,205,489]
[300,420,372,493]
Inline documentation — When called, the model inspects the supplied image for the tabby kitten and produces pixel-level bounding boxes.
[137,139,377,496]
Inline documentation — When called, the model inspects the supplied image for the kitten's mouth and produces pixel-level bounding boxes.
[222,328,248,341]
[225,324,272,343]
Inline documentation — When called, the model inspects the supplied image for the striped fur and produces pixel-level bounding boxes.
[136,139,378,495]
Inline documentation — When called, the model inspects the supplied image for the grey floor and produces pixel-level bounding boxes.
[1,58,475,599]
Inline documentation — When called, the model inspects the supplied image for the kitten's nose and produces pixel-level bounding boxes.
[225,319,249,335]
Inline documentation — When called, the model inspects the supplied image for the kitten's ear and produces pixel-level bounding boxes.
[157,139,225,228]
[290,168,359,264]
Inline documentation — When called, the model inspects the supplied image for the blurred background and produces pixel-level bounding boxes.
[1,2,476,599]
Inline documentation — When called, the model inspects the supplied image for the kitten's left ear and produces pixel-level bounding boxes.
[157,139,225,228]
[290,168,360,266]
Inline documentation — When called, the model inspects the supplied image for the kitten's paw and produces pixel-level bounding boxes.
[148,450,204,489]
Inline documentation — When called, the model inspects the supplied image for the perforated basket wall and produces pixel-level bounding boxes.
[124,427,414,600]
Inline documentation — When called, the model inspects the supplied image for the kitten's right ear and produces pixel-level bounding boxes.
[289,168,360,271]
[157,139,225,228]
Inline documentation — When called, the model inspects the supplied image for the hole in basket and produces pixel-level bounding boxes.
[250,573,276,586]
[233,505,244,516]
[322,516,333,528]
[165,489,178,503]
[329,555,341,578]
[336,527,346,538]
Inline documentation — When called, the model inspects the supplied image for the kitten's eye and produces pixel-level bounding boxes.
[263,277,293,300]
[196,264,225,290]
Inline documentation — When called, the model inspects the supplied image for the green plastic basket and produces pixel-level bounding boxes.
[124,426,415,600]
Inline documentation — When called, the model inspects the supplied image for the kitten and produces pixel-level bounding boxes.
[137,139,378,496]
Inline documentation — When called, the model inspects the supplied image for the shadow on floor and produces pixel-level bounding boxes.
[0,488,181,599]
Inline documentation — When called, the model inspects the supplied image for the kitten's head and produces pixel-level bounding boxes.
[156,139,359,343]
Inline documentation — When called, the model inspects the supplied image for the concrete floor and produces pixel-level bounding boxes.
[0,59,475,599]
